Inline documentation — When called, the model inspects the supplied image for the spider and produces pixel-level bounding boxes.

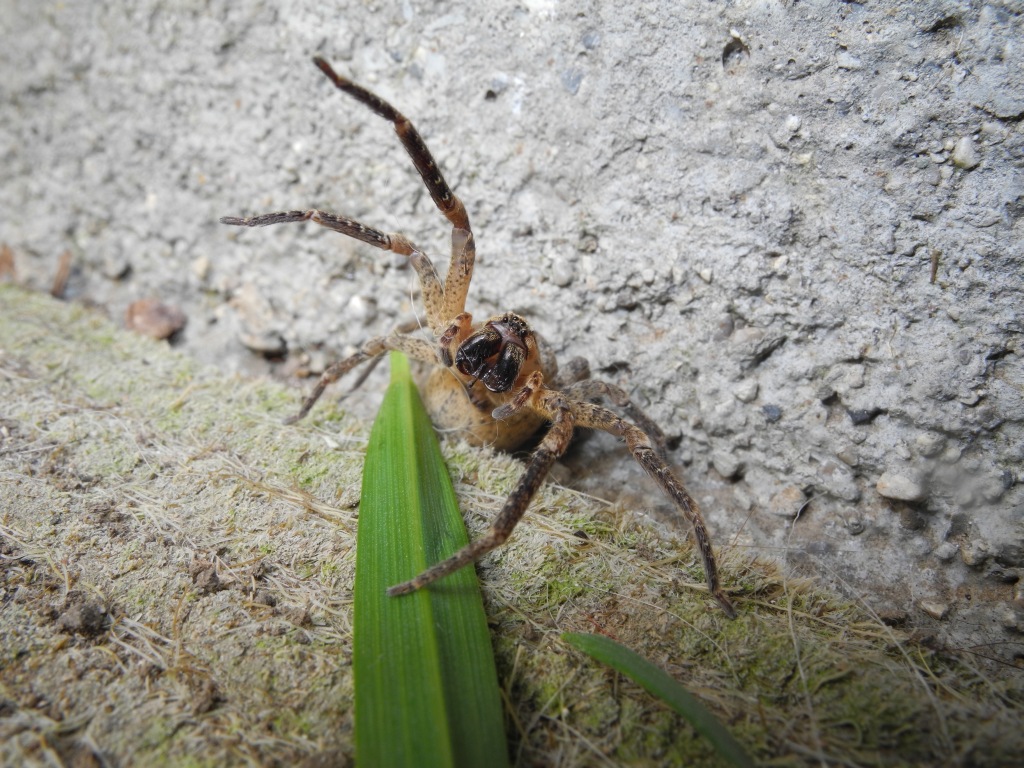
[222,57,736,618]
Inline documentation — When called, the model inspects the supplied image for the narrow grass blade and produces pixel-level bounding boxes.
[354,352,508,768]
[563,632,754,768]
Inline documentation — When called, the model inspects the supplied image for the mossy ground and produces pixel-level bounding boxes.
[1,285,1021,766]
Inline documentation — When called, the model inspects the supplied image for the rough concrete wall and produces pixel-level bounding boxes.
[2,0,1022,661]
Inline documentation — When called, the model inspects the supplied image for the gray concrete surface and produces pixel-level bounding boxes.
[2,0,1022,669]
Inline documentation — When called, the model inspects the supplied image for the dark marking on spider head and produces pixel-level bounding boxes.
[455,313,532,393]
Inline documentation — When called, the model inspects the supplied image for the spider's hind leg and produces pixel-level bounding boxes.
[563,379,670,461]
[543,351,668,459]
[567,395,736,617]
[546,352,589,389]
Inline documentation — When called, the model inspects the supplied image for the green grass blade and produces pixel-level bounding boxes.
[562,632,755,768]
[354,352,508,768]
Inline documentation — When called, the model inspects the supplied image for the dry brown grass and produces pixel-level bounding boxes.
[2,285,1021,766]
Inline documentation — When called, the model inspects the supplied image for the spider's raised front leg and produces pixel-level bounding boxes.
[221,210,448,333]
[388,372,737,618]
[310,56,478,324]
[222,57,478,332]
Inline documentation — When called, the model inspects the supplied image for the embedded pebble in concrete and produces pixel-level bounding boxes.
[239,330,287,357]
[125,298,187,341]
[733,379,758,403]
[961,539,990,568]
[933,542,959,563]
[818,459,861,502]
[551,260,574,287]
[711,450,743,480]
[951,136,980,170]
[345,294,377,325]
[836,51,862,70]
[997,604,1024,633]
[768,485,806,518]
[103,252,132,281]
[914,432,945,458]
[919,600,949,621]
[875,470,926,502]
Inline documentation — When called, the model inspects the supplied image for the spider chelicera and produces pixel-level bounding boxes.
[222,56,736,617]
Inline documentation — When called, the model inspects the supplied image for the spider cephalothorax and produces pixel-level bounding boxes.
[222,56,736,617]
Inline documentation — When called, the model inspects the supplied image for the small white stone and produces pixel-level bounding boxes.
[951,136,980,169]
[103,254,132,280]
[346,295,377,324]
[733,379,759,403]
[784,114,801,133]
[711,450,743,479]
[957,389,983,406]
[238,330,286,355]
[552,262,574,287]
[940,445,962,464]
[980,481,1006,503]
[820,460,861,502]
[191,255,211,281]
[304,349,328,374]
[919,600,949,620]
[933,542,958,562]
[768,485,806,518]
[915,432,945,458]
[836,51,862,70]
[876,470,926,502]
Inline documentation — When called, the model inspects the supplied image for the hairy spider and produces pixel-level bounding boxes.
[222,57,736,617]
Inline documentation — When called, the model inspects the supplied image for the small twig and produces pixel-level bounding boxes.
[51,249,73,298]
[0,243,15,281]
